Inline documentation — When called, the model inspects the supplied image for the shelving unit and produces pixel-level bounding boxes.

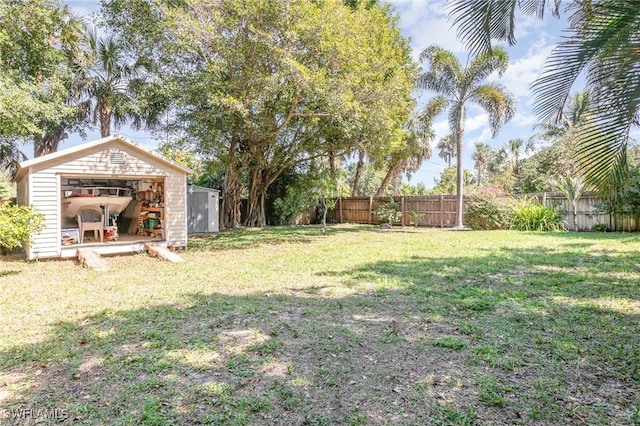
[135,180,165,237]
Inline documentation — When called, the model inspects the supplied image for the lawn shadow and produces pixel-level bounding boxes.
[1,246,639,426]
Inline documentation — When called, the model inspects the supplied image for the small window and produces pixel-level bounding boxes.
[110,152,125,165]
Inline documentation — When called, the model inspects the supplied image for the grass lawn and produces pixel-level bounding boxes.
[1,225,639,425]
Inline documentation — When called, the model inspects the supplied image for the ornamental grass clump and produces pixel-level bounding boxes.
[510,198,566,231]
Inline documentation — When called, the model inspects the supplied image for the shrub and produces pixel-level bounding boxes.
[0,201,45,253]
[465,188,512,230]
[510,198,566,231]
[375,198,402,225]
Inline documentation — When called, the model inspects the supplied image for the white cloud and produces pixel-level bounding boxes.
[511,111,538,127]
[387,0,465,61]
[499,44,553,102]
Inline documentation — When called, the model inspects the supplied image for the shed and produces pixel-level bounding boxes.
[13,135,192,260]
[187,185,220,234]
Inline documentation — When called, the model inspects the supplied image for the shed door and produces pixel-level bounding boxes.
[188,192,208,233]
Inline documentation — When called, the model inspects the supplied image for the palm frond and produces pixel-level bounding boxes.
[463,46,510,89]
[417,46,460,95]
[419,96,449,126]
[533,1,640,190]
[469,83,516,137]
[449,0,560,53]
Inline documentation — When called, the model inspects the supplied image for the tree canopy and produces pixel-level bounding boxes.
[0,0,82,139]
[103,0,418,227]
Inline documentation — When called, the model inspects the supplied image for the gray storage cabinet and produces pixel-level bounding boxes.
[187,185,220,233]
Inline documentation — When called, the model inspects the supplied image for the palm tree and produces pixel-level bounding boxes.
[499,138,535,176]
[472,142,492,187]
[417,45,515,228]
[0,140,28,178]
[553,175,585,231]
[450,1,640,191]
[375,115,433,196]
[82,27,147,137]
[437,134,456,167]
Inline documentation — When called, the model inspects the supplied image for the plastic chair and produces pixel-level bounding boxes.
[77,209,104,243]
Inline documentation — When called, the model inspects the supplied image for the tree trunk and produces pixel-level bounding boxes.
[321,197,328,235]
[351,150,364,197]
[244,168,270,227]
[375,162,400,197]
[221,167,242,229]
[100,105,111,138]
[455,124,465,228]
[34,127,67,157]
[328,151,336,173]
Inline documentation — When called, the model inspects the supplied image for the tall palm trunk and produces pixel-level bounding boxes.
[455,122,465,228]
[99,105,112,137]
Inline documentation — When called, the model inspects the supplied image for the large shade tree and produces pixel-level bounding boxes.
[0,0,84,166]
[417,45,515,228]
[104,0,417,227]
[450,0,640,192]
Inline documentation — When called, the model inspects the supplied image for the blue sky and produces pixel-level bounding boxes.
[61,0,574,188]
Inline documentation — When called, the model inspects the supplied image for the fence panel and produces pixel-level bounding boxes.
[329,192,637,231]
[330,195,465,227]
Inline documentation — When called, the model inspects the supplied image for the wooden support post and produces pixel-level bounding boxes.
[339,197,343,224]
[440,195,445,228]
[401,196,405,227]
[369,196,373,225]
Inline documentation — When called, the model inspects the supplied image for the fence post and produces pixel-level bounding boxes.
[401,196,405,227]
[369,196,373,225]
[338,197,343,224]
[440,195,444,228]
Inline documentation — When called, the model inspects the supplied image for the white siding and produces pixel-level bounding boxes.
[34,144,172,178]
[164,172,188,247]
[27,171,60,259]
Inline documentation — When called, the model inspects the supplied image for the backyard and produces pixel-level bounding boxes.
[0,225,639,425]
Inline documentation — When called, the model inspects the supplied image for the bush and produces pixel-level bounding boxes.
[375,198,402,225]
[509,198,566,231]
[0,201,45,253]
[465,188,513,230]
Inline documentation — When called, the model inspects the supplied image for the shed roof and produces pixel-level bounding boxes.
[14,135,192,181]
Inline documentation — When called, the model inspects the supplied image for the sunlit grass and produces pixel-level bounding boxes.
[1,225,639,424]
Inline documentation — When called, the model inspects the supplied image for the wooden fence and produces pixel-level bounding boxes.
[326,195,464,227]
[526,192,637,232]
[326,192,638,231]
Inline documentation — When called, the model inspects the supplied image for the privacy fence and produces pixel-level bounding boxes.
[325,192,638,231]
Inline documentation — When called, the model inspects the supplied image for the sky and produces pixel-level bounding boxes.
[60,0,573,188]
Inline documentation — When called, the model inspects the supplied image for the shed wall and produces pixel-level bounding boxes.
[16,177,28,205]
[164,173,188,247]
[22,141,188,259]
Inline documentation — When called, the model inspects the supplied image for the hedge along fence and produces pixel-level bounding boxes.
[325,192,638,231]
